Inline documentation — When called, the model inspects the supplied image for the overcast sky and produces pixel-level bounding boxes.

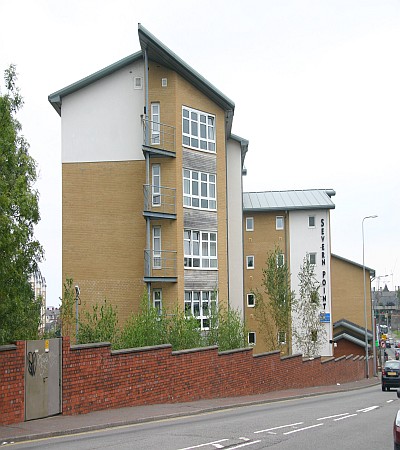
[1,0,399,306]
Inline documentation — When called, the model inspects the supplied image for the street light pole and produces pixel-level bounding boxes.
[363,215,378,379]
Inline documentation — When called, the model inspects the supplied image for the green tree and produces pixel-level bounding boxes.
[254,246,293,354]
[292,255,327,357]
[0,65,43,344]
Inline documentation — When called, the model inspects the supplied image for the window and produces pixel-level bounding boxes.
[247,255,254,269]
[246,217,254,231]
[183,169,216,210]
[152,164,161,206]
[247,293,255,307]
[309,252,317,265]
[308,216,316,228]
[151,103,160,145]
[153,289,162,315]
[276,253,284,267]
[278,331,286,344]
[184,230,217,269]
[276,216,284,230]
[153,226,161,269]
[182,106,216,152]
[248,332,256,345]
[184,290,217,330]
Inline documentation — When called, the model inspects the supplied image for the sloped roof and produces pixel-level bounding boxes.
[243,189,336,212]
[331,253,375,278]
[49,24,235,126]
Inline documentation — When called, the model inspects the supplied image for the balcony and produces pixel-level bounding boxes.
[143,184,176,219]
[144,249,177,282]
[142,117,176,157]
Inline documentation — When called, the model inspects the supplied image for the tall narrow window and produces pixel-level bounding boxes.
[247,256,254,269]
[151,103,160,145]
[276,253,284,267]
[247,293,255,307]
[308,216,316,228]
[248,332,256,345]
[153,226,161,269]
[152,164,161,206]
[246,217,254,231]
[276,216,284,230]
[153,289,162,315]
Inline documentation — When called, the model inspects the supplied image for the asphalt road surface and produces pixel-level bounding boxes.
[6,385,397,449]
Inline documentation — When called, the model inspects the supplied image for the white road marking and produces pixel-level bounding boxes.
[388,400,395,403]
[229,441,261,449]
[178,439,229,450]
[283,423,324,435]
[356,406,379,413]
[254,422,303,434]
[334,414,358,421]
[317,413,349,420]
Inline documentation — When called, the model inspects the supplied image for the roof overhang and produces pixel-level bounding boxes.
[138,24,235,135]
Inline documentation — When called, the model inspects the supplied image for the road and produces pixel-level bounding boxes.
[6,385,397,449]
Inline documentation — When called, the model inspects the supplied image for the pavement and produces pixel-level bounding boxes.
[0,377,380,445]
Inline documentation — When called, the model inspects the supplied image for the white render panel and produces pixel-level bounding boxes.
[289,209,333,357]
[226,139,244,319]
[61,61,144,163]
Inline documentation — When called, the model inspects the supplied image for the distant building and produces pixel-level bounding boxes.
[30,271,47,334]
[45,307,60,333]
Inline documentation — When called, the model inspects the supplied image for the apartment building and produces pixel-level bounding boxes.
[48,25,248,327]
[30,270,47,334]
[243,189,335,356]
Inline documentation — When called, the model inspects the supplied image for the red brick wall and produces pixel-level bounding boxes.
[0,338,373,424]
[0,342,25,425]
[61,337,370,416]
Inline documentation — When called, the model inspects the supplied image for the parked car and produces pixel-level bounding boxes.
[387,341,392,348]
[394,391,400,449]
[382,360,400,391]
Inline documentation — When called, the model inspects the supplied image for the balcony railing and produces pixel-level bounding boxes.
[143,184,176,217]
[144,249,177,280]
[142,117,176,154]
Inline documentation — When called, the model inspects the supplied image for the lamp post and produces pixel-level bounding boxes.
[363,215,378,378]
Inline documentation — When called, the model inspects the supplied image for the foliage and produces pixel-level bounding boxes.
[165,306,204,350]
[120,293,167,349]
[254,246,293,354]
[205,305,247,351]
[59,278,76,340]
[292,256,327,358]
[0,65,43,344]
[78,300,120,347]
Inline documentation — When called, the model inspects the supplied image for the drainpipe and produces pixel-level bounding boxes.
[144,47,151,307]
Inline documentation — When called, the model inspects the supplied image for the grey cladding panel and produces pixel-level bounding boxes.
[183,149,216,173]
[184,209,217,231]
[184,270,218,290]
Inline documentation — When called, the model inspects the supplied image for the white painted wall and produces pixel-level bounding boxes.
[61,61,145,163]
[289,209,333,356]
[226,139,244,319]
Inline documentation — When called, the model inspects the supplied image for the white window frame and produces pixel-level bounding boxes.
[248,332,256,345]
[152,226,161,269]
[276,253,284,267]
[152,164,161,206]
[246,217,254,231]
[182,106,216,152]
[247,293,255,307]
[184,230,217,269]
[184,290,217,330]
[278,331,286,344]
[151,102,160,145]
[153,289,162,315]
[183,169,216,210]
[309,252,317,265]
[276,216,284,230]
[308,215,316,228]
[247,255,254,269]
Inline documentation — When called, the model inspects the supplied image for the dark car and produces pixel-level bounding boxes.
[387,341,392,348]
[382,361,400,391]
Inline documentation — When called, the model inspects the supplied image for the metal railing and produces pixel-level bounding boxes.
[143,184,176,216]
[142,117,176,153]
[144,249,177,278]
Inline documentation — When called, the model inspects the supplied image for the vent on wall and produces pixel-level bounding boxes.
[161,78,167,87]
[134,77,143,89]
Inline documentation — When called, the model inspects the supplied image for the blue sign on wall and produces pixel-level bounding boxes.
[320,312,331,323]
